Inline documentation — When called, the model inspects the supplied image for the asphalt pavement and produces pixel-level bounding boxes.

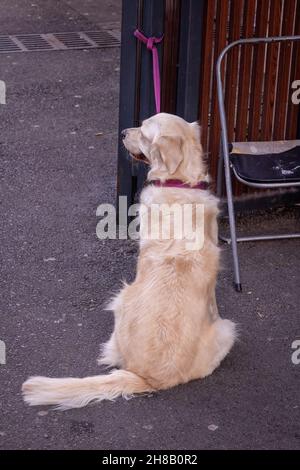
[0,0,299,450]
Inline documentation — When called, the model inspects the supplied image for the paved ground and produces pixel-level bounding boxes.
[0,0,299,451]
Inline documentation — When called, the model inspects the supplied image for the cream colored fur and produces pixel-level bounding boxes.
[22,113,236,410]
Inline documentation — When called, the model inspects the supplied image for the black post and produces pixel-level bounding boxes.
[117,0,139,216]
[117,0,165,212]
[135,0,165,194]
[117,0,206,207]
[176,0,205,122]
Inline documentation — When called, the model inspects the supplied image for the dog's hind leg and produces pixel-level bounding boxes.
[98,333,123,368]
[190,318,236,380]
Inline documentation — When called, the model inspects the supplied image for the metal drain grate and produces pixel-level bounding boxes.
[0,30,120,53]
[0,36,20,52]
[16,34,54,51]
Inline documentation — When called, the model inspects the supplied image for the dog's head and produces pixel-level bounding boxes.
[122,113,207,185]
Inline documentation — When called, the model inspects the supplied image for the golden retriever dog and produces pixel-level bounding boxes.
[22,113,236,410]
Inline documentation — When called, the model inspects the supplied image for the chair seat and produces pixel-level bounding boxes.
[230,145,300,184]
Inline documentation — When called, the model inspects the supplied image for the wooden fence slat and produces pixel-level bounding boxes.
[260,0,283,140]
[224,0,244,140]
[247,0,271,141]
[274,0,297,139]
[286,0,300,139]
[235,0,257,141]
[273,0,298,139]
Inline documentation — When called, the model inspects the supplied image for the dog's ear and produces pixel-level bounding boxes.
[190,121,201,143]
[153,135,183,174]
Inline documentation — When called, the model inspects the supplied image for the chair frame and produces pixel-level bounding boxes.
[216,35,300,292]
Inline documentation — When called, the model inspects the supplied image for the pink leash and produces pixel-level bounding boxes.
[134,29,163,114]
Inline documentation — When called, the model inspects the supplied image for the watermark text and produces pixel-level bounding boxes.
[0,340,6,365]
[291,339,300,365]
[0,80,6,105]
[96,197,206,251]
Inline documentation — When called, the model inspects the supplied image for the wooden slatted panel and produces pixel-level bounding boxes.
[198,0,216,154]
[196,0,300,194]
[273,0,297,139]
[286,0,300,139]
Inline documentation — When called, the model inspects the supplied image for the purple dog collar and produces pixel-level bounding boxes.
[148,179,210,190]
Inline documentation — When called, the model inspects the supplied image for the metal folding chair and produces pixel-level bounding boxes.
[216,36,300,292]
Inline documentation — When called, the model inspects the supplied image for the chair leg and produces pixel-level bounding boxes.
[223,162,242,292]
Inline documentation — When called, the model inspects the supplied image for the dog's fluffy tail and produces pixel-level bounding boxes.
[22,370,153,410]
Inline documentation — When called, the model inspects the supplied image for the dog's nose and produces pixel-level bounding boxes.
[121,129,127,139]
